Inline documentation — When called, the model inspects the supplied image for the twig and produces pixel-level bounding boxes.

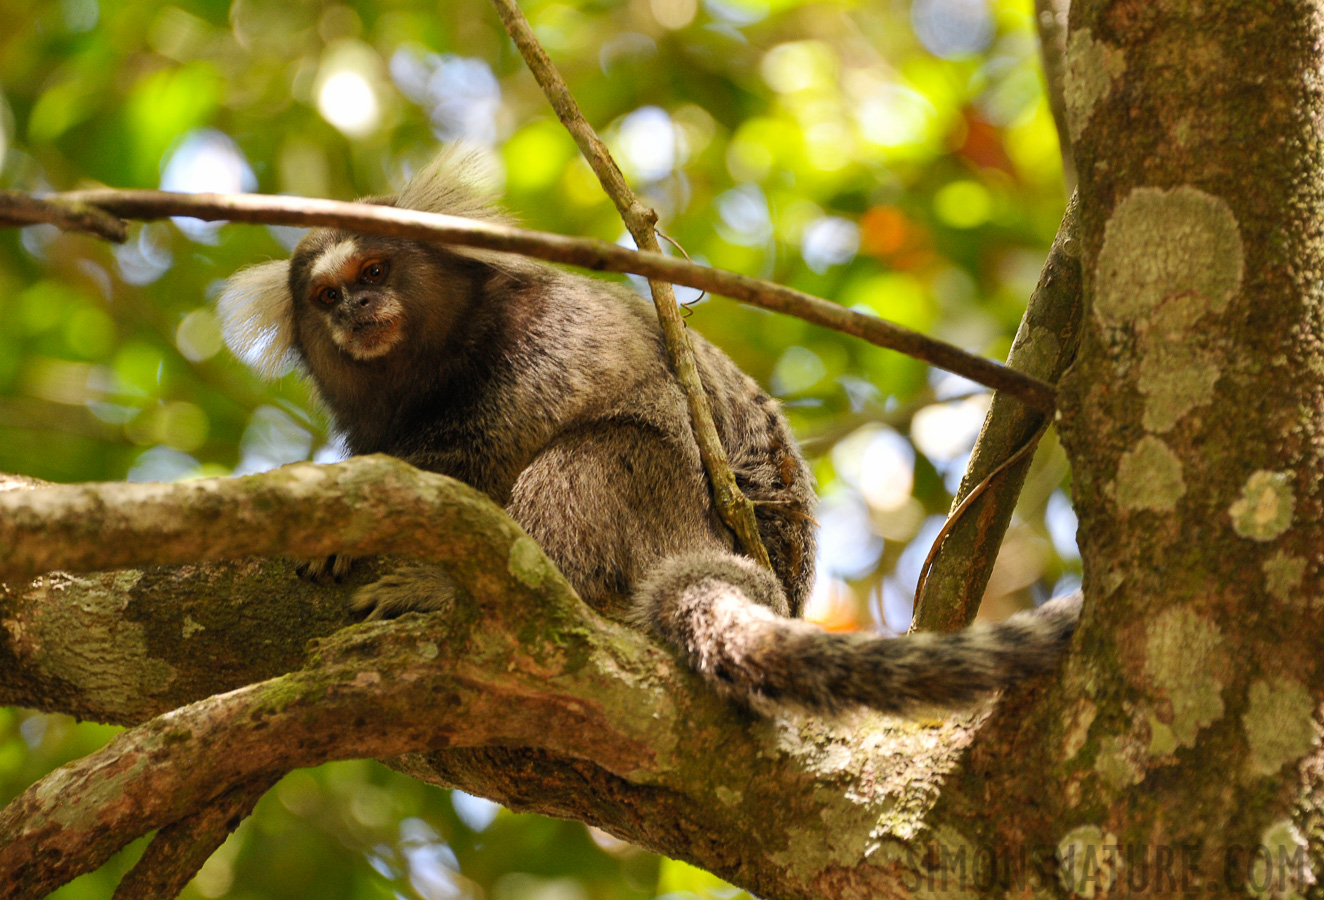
[912,417,1051,609]
[489,0,771,570]
[1034,0,1076,192]
[911,192,1082,632]
[112,775,279,900]
[34,188,1057,409]
[0,190,128,242]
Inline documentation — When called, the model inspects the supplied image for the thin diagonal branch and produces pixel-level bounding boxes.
[30,187,1057,409]
[912,193,1083,631]
[490,0,771,569]
[1034,0,1076,191]
[111,775,279,900]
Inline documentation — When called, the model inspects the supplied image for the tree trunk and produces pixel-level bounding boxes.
[1054,0,1324,889]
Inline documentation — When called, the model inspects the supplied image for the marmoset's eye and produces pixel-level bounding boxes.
[318,286,341,306]
[360,261,388,283]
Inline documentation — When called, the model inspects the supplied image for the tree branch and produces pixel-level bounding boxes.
[489,0,772,571]
[112,775,279,900]
[20,187,1055,410]
[913,193,1082,631]
[0,461,1011,900]
[1034,0,1076,191]
[0,190,128,242]
[0,455,523,588]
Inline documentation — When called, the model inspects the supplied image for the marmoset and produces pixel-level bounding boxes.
[219,150,1080,715]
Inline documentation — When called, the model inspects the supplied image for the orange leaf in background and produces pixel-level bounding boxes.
[859,206,935,271]
[803,580,863,633]
[860,206,909,256]
[956,111,1017,177]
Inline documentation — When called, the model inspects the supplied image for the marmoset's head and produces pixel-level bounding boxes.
[217,148,518,381]
[292,231,406,360]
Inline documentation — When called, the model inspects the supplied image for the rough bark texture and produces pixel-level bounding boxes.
[0,459,1051,900]
[7,2,1324,895]
[1052,0,1324,889]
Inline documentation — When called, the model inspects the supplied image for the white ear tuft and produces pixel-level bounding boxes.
[217,259,297,379]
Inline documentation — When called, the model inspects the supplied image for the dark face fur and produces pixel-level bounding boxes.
[289,232,413,363]
[287,231,493,378]
[276,229,507,448]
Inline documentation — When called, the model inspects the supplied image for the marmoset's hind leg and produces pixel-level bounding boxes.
[504,421,781,620]
[509,421,1079,716]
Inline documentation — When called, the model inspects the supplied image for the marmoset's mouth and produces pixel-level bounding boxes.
[338,317,404,359]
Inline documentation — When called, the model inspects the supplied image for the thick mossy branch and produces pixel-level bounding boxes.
[0,471,654,896]
[0,463,1006,900]
[0,455,524,592]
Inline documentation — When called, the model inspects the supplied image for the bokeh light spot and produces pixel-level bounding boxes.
[911,0,994,59]
[318,70,380,137]
[934,179,993,228]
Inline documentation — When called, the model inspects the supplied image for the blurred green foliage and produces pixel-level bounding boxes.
[0,0,1079,896]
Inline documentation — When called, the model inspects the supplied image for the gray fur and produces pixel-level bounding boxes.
[219,150,1079,715]
[635,576,1081,714]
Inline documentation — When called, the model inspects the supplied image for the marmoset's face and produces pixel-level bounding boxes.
[292,234,407,361]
